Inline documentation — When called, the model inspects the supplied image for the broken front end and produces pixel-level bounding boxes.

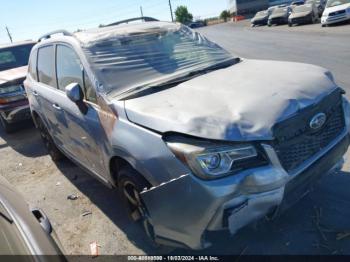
[140,89,350,250]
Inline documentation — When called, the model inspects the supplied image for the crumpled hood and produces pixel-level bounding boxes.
[290,10,312,19]
[0,66,27,86]
[323,3,350,16]
[124,59,337,141]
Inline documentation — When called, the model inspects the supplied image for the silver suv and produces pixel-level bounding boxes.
[24,20,350,250]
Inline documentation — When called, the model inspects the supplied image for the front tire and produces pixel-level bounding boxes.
[35,116,64,162]
[118,167,150,223]
[118,167,175,252]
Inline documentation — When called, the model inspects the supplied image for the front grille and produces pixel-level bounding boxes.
[292,16,311,24]
[329,10,346,16]
[273,89,345,173]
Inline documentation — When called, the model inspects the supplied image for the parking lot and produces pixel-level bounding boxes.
[1,20,350,255]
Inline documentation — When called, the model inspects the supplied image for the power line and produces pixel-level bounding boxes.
[169,0,174,22]
[5,26,13,43]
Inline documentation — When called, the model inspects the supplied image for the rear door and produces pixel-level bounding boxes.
[36,45,69,150]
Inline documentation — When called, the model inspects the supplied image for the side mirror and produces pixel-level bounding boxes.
[65,83,88,114]
[65,82,84,103]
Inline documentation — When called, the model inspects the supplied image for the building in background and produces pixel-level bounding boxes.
[228,0,292,15]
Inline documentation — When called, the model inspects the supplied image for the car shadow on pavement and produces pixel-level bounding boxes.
[0,120,48,158]
[54,160,163,254]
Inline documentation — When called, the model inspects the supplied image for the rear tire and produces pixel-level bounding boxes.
[0,115,15,134]
[35,116,64,162]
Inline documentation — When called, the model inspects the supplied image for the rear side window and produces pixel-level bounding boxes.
[37,46,56,87]
[56,45,83,91]
[28,49,37,81]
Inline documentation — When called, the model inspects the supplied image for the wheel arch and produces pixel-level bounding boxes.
[109,154,152,188]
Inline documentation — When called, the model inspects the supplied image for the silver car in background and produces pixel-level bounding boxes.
[24,20,350,249]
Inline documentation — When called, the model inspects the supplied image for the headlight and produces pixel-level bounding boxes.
[166,136,265,180]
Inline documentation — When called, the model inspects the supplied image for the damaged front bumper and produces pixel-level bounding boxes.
[140,98,350,250]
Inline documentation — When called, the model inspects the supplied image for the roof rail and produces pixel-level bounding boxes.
[103,17,159,27]
[38,30,73,42]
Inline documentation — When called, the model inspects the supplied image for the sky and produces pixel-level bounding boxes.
[0,0,228,44]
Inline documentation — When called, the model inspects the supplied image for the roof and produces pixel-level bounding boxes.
[74,21,180,46]
[0,40,36,49]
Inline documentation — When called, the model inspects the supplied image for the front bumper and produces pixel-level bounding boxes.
[289,15,313,25]
[0,100,31,124]
[141,130,349,249]
[140,96,350,250]
[268,17,288,25]
[321,12,350,25]
[251,18,268,26]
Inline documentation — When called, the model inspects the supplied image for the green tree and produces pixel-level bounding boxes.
[220,10,231,22]
[175,6,193,24]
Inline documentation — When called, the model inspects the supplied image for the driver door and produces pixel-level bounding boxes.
[55,44,107,176]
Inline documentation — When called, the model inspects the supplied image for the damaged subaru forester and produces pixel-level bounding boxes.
[24,20,350,250]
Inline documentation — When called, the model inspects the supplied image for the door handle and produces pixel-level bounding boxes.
[32,90,39,96]
[52,104,62,110]
[31,208,52,235]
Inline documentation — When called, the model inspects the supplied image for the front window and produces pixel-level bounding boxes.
[0,43,34,72]
[326,0,350,7]
[82,25,234,96]
[56,45,97,102]
[56,45,84,92]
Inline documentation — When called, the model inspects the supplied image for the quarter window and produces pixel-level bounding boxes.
[28,49,37,81]
[83,71,97,103]
[56,45,84,91]
[37,46,56,87]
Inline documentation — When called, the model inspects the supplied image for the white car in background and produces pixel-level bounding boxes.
[321,0,350,26]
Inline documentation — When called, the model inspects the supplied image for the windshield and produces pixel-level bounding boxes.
[83,25,234,96]
[306,0,321,3]
[326,0,350,7]
[272,7,288,14]
[293,4,312,12]
[255,11,268,17]
[0,44,34,72]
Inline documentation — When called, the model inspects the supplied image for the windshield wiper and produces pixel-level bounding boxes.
[119,57,240,99]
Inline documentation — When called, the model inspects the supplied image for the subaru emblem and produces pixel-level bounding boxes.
[309,113,327,130]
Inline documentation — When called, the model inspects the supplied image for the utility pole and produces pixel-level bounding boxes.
[140,6,144,18]
[168,0,174,22]
[5,26,13,43]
